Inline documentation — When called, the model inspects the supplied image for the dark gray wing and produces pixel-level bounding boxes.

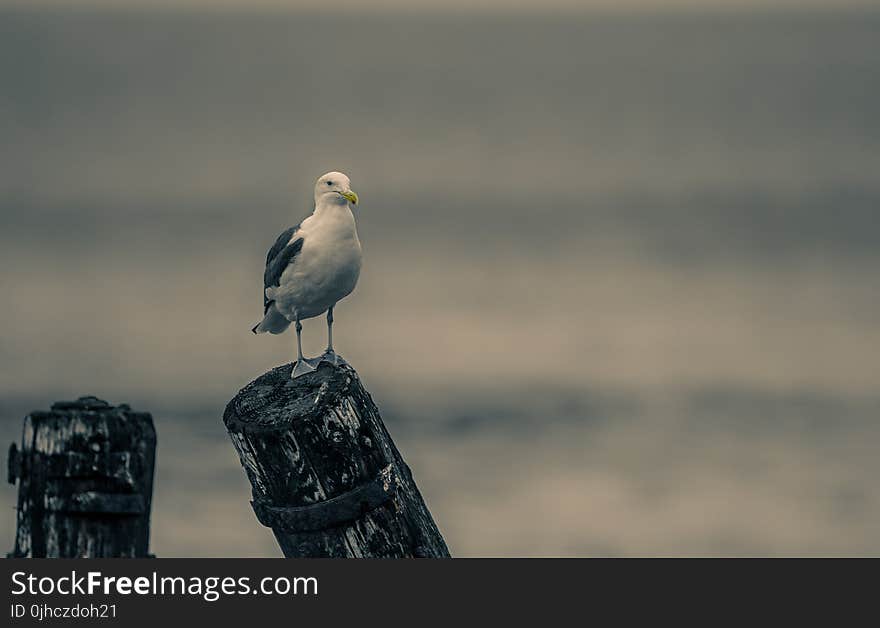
[263,225,304,313]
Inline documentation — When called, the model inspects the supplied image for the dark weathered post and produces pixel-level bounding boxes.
[7,396,157,558]
[224,362,450,557]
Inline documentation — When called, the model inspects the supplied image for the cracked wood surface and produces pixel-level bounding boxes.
[9,397,156,558]
[224,362,450,558]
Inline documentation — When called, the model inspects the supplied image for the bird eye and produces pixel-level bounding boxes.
[326,181,333,186]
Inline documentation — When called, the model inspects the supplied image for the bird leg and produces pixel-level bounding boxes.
[319,305,346,367]
[291,316,317,378]
[326,305,334,353]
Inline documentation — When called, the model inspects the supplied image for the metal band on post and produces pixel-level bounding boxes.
[224,362,450,557]
[251,465,399,533]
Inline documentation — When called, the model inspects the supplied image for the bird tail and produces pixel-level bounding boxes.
[252,304,291,335]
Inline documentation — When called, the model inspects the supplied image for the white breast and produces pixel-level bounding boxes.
[272,205,362,321]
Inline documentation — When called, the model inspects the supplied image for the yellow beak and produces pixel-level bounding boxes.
[341,190,359,205]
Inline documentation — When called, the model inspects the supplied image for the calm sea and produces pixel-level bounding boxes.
[1,7,879,555]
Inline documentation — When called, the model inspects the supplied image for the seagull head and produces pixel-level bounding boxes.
[315,171,358,206]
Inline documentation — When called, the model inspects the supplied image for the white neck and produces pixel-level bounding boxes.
[313,196,354,221]
[315,193,349,213]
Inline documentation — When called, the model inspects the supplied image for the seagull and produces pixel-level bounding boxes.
[252,171,362,378]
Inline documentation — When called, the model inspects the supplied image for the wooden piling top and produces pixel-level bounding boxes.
[224,362,358,432]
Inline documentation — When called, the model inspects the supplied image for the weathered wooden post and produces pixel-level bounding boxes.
[224,362,450,557]
[7,396,157,558]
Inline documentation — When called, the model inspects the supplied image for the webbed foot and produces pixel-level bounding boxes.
[291,358,317,378]
[318,350,347,367]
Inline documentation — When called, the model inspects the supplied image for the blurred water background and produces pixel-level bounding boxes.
[1,5,879,556]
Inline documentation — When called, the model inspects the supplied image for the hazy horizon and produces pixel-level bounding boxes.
[2,6,878,556]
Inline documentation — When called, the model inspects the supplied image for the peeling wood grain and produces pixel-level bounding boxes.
[224,362,450,558]
[7,396,156,558]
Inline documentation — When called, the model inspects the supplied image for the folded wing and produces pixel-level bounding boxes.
[252,225,304,334]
